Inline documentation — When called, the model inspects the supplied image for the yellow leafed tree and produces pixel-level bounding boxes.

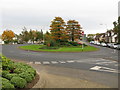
[2,30,15,43]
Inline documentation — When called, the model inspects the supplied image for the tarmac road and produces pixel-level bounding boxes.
[2,44,119,88]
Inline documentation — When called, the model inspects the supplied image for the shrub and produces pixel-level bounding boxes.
[2,56,14,70]
[14,62,32,69]
[2,77,15,90]
[10,76,27,88]
[2,77,9,83]
[40,46,59,49]
[13,68,26,74]
[19,72,34,83]
[2,70,10,78]
[25,68,36,76]
[2,82,15,90]
[69,41,79,46]
[5,74,18,80]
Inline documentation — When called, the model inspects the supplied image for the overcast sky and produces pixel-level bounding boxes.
[0,0,119,35]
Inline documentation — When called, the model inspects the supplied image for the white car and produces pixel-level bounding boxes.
[101,43,107,47]
[113,44,118,49]
[110,43,116,48]
[117,45,120,50]
[113,44,120,49]
[96,42,101,45]
[90,41,94,44]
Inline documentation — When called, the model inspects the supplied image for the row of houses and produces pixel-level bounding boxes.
[88,30,118,43]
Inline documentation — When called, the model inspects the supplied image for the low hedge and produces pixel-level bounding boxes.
[19,72,34,83]
[2,77,15,90]
[1,55,36,89]
[5,73,18,80]
[10,76,27,88]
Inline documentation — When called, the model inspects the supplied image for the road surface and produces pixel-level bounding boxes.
[2,44,119,88]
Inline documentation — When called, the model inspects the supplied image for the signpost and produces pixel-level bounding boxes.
[82,31,84,51]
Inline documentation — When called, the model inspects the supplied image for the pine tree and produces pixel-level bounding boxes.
[50,17,67,43]
[66,20,82,41]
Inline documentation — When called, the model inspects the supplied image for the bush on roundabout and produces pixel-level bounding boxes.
[1,55,36,89]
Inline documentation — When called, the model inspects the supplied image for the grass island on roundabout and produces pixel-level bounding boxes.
[19,44,99,52]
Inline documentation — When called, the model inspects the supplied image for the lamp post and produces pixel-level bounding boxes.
[100,24,108,43]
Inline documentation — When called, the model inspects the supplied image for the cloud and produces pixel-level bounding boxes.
[0,0,119,34]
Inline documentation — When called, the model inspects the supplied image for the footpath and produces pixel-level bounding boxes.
[28,64,109,88]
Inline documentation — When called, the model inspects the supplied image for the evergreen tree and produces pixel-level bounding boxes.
[66,20,82,41]
[50,17,67,43]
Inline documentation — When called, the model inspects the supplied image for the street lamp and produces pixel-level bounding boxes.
[100,24,108,43]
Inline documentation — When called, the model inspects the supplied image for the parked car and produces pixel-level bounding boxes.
[117,44,120,50]
[110,43,117,48]
[112,44,120,49]
[96,42,101,46]
[101,43,107,47]
[107,43,113,48]
[90,41,94,44]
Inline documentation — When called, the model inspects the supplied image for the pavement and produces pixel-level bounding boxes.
[29,64,110,88]
[2,44,119,88]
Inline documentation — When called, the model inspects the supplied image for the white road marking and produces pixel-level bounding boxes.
[96,61,117,65]
[51,61,58,64]
[43,61,50,64]
[75,60,84,63]
[29,62,33,64]
[59,61,66,64]
[90,66,118,73]
[35,62,41,64]
[90,66,101,70]
[67,60,75,63]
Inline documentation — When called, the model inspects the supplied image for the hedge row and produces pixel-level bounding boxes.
[0,55,36,89]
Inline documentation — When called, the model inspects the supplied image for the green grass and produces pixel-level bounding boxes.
[19,45,99,52]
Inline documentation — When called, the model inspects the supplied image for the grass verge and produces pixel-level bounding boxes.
[19,44,99,52]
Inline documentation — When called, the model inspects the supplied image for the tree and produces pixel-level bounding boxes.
[87,34,95,42]
[50,17,68,43]
[20,27,30,43]
[118,16,120,43]
[35,29,43,43]
[113,21,118,34]
[2,30,15,44]
[113,17,120,43]
[66,20,82,41]
[29,29,37,43]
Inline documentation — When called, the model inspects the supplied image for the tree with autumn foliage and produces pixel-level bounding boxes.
[50,17,68,43]
[66,20,82,41]
[2,30,15,44]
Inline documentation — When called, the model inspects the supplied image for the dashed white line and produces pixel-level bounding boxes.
[35,62,41,64]
[29,62,33,64]
[43,61,50,64]
[51,61,58,64]
[67,60,75,63]
[75,60,84,63]
[59,61,66,64]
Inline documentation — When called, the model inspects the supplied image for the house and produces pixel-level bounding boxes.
[106,30,118,43]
